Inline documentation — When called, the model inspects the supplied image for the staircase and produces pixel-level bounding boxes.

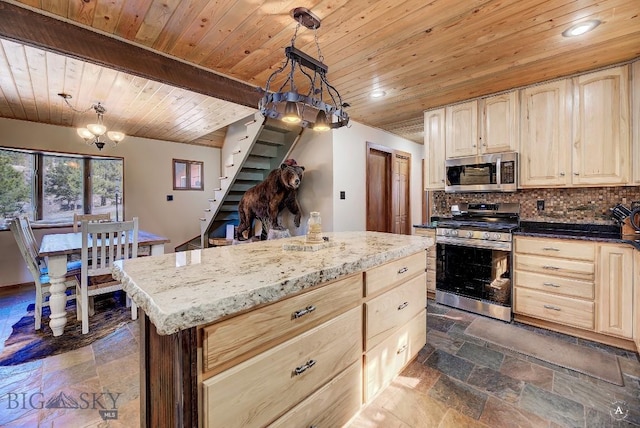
[195,112,303,248]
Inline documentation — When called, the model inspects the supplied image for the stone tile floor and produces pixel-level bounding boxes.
[350,300,640,428]
[1,285,639,427]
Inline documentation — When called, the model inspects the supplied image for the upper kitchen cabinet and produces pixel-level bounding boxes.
[424,108,446,189]
[445,101,478,158]
[445,93,518,159]
[632,60,640,184]
[572,66,630,185]
[480,92,519,154]
[519,80,572,187]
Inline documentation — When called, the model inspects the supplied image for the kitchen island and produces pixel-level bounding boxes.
[112,231,432,427]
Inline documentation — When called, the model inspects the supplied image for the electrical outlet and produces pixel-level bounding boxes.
[339,191,345,200]
[537,200,544,211]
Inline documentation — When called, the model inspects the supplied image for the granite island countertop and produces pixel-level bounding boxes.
[112,231,432,335]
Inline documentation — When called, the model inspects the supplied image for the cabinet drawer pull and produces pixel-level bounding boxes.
[542,247,560,251]
[293,359,316,376]
[397,267,408,274]
[543,304,561,311]
[397,301,409,310]
[542,265,559,270]
[396,344,408,354]
[292,305,316,319]
[543,282,560,288]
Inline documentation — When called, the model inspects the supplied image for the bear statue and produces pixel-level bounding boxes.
[236,160,305,240]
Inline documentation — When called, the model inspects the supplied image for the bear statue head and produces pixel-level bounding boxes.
[280,162,305,189]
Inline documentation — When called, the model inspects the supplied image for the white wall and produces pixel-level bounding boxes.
[288,120,423,234]
[0,117,220,287]
[332,121,424,232]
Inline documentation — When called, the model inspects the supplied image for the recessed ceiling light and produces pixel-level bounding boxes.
[562,19,601,37]
[371,90,386,98]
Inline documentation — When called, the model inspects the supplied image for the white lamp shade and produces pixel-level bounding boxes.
[77,128,95,139]
[87,123,107,136]
[107,131,125,142]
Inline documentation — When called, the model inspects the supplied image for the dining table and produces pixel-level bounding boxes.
[39,229,169,337]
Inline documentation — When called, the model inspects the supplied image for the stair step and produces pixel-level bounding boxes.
[214,212,239,221]
[244,156,271,170]
[257,129,287,146]
[220,204,239,212]
[250,143,278,158]
[223,194,243,202]
[236,170,265,181]
[230,182,256,192]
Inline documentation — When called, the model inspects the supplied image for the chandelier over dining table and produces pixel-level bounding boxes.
[258,7,349,131]
[58,93,125,150]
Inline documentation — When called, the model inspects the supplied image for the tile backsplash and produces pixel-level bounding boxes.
[431,186,640,224]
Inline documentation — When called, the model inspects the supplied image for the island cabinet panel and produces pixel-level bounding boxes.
[364,310,427,402]
[202,273,362,376]
[202,307,362,428]
[365,251,426,297]
[365,272,426,351]
[269,361,362,428]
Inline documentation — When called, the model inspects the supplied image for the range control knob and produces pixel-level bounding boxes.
[482,232,491,239]
[451,229,459,237]
[466,231,474,238]
[492,233,502,240]
[443,229,450,236]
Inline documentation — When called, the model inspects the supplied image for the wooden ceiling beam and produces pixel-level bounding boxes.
[0,1,261,109]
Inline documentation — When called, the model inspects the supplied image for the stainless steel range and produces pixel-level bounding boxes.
[435,202,520,322]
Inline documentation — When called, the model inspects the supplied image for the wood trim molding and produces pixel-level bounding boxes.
[0,1,261,109]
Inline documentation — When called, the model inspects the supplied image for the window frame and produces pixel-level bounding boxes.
[0,146,124,228]
[173,158,204,191]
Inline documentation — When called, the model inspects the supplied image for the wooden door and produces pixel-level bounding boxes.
[366,146,391,232]
[445,100,478,158]
[424,108,446,189]
[572,66,630,185]
[480,91,518,154]
[393,153,410,235]
[519,79,572,187]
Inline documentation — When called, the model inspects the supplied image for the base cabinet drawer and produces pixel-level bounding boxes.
[202,273,362,375]
[365,273,426,351]
[514,270,594,299]
[514,287,594,330]
[364,309,426,402]
[269,362,362,428]
[515,237,595,261]
[515,254,594,281]
[365,251,426,296]
[203,307,362,428]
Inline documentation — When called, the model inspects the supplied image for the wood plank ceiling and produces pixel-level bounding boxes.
[0,0,639,146]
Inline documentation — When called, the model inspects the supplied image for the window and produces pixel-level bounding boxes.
[0,148,124,228]
[173,159,203,190]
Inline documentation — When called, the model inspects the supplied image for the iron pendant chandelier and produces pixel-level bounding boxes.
[58,93,125,150]
[259,7,349,131]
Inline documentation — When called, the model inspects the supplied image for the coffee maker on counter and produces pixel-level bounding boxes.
[611,203,640,240]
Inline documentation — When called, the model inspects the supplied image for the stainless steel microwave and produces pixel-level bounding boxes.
[445,152,517,193]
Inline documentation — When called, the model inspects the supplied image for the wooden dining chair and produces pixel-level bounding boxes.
[72,212,111,232]
[10,217,78,330]
[78,217,139,334]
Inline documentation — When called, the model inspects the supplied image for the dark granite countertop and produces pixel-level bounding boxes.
[515,221,640,250]
[413,224,437,229]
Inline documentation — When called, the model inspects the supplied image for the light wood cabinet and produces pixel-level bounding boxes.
[424,108,446,189]
[515,236,637,350]
[203,307,362,428]
[572,66,630,185]
[445,101,478,158]
[596,244,633,339]
[413,227,436,296]
[514,236,596,330]
[519,80,572,187]
[480,92,519,154]
[632,60,640,183]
